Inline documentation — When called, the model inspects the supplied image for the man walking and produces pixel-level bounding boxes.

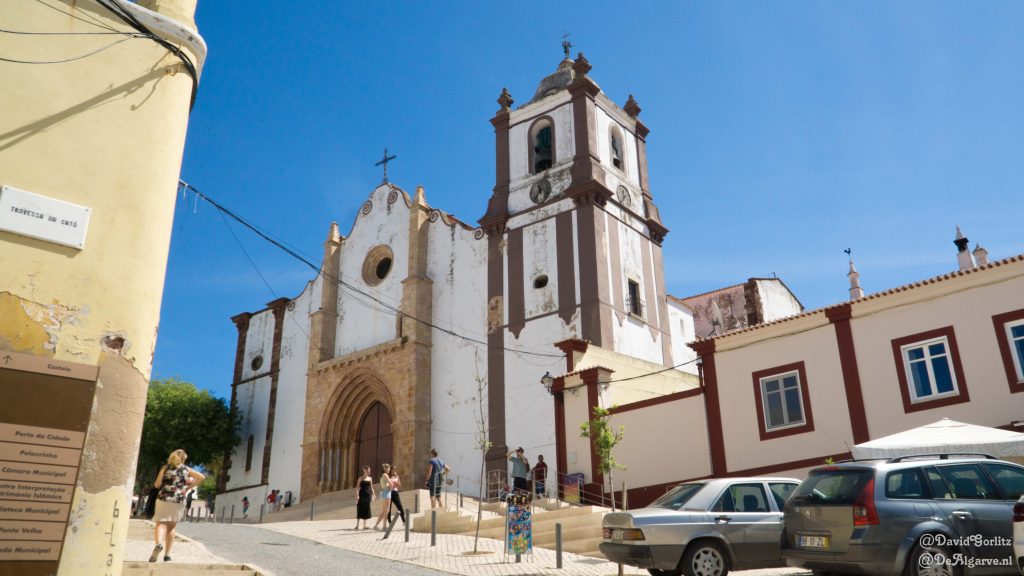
[507,447,530,494]
[424,449,447,508]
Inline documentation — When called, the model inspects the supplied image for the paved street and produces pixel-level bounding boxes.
[178,522,450,576]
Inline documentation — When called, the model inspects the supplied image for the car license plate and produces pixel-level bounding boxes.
[799,535,830,549]
[612,529,624,542]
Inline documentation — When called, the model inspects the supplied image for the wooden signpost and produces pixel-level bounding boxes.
[0,351,99,576]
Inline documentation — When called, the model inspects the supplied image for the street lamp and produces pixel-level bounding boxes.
[540,371,554,394]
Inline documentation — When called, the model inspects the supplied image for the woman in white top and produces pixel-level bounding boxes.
[372,463,393,530]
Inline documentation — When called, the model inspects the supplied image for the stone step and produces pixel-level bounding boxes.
[123,562,259,575]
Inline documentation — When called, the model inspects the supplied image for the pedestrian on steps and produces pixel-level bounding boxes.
[372,463,393,530]
[354,465,375,529]
[388,467,407,526]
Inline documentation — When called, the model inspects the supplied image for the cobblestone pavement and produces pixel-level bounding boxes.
[248,518,812,576]
[177,521,448,576]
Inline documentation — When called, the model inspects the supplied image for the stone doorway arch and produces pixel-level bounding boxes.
[317,369,395,492]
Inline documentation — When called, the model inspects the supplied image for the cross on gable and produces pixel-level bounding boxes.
[375,148,397,183]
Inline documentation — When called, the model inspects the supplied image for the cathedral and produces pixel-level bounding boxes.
[215,52,781,509]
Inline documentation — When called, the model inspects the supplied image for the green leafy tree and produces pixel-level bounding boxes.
[135,378,239,493]
[580,405,626,511]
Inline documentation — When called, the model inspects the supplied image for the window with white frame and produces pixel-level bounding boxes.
[1006,319,1024,382]
[900,336,959,402]
[759,371,805,430]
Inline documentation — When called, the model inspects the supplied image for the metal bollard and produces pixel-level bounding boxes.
[310,500,315,521]
[230,505,235,525]
[430,510,437,546]
[556,522,563,568]
[414,492,419,514]
[404,515,410,543]
[259,503,265,524]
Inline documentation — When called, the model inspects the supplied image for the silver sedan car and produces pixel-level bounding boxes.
[601,477,800,576]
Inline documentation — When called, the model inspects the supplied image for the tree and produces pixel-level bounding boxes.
[580,405,626,511]
[135,378,239,493]
[471,354,491,554]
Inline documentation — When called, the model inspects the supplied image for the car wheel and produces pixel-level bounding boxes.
[907,541,960,576]
[681,541,729,576]
[648,570,682,576]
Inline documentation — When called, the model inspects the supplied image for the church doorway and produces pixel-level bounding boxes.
[356,401,393,479]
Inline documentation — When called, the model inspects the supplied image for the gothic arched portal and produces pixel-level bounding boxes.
[317,369,395,492]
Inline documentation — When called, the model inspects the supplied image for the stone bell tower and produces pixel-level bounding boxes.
[478,52,673,476]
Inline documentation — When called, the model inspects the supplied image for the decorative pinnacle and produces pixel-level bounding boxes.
[497,87,514,112]
[415,185,427,206]
[572,52,592,76]
[624,95,641,118]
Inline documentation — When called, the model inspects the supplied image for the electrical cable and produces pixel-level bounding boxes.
[94,0,199,110]
[0,27,136,36]
[178,181,565,360]
[0,36,136,64]
[29,0,121,33]
[179,180,708,386]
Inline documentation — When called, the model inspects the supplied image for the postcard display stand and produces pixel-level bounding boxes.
[504,494,533,563]
[0,352,99,576]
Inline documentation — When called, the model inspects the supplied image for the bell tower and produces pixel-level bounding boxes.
[478,53,673,477]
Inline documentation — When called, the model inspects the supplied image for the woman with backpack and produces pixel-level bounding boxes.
[150,449,205,563]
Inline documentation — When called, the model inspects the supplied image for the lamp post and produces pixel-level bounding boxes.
[541,372,554,394]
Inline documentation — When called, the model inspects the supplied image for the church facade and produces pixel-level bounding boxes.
[216,54,767,510]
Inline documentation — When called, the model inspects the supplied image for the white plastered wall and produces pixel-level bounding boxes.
[714,319,852,472]
[335,186,410,357]
[851,269,1024,439]
[608,214,662,365]
[667,300,699,376]
[606,396,711,491]
[522,218,559,318]
[595,106,641,193]
[755,279,804,322]
[504,315,577,488]
[426,216,489,497]
[266,278,316,503]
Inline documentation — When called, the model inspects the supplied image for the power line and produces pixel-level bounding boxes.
[0,36,136,64]
[178,180,565,360]
[0,27,134,36]
[179,180,708,386]
[94,0,199,110]
[29,0,121,33]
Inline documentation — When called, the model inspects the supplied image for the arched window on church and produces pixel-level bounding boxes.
[610,126,625,172]
[530,118,554,173]
[245,434,254,472]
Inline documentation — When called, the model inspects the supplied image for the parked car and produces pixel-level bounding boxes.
[600,476,800,576]
[782,453,1024,576]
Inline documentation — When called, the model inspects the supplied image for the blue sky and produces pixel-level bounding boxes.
[153,1,1024,400]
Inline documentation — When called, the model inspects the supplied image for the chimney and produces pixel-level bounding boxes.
[848,258,864,300]
[973,243,989,266]
[954,226,975,272]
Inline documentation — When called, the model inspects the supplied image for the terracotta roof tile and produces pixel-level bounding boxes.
[693,253,1024,343]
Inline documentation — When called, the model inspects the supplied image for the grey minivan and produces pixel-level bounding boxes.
[782,455,1024,576]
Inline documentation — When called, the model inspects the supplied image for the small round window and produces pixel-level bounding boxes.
[362,245,395,286]
[533,275,549,289]
[250,355,264,371]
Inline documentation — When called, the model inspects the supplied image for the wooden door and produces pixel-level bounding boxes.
[355,402,393,484]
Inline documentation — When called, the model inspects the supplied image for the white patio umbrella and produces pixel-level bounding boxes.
[851,418,1024,460]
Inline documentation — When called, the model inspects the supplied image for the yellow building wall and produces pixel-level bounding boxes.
[0,1,202,574]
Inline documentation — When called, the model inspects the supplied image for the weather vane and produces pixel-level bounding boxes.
[844,247,852,261]
[375,148,397,184]
[561,32,572,59]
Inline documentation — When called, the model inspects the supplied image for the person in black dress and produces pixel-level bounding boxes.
[354,466,374,529]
